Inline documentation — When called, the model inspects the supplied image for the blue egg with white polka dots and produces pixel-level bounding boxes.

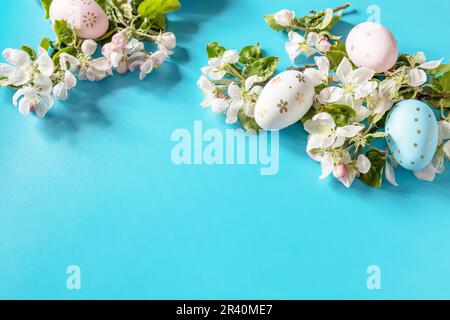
[385,100,438,171]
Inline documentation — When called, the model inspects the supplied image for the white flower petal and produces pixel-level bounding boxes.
[81,40,97,57]
[288,31,305,44]
[419,58,443,70]
[222,50,239,64]
[319,153,333,179]
[244,76,262,90]
[197,75,215,92]
[354,81,378,99]
[315,56,330,75]
[7,68,29,86]
[349,67,375,86]
[304,68,323,87]
[0,63,14,76]
[336,124,364,138]
[414,164,437,182]
[444,141,450,158]
[64,70,77,90]
[37,47,54,77]
[438,120,450,141]
[274,9,296,27]
[335,57,353,83]
[228,83,242,100]
[211,98,228,113]
[407,68,427,87]
[285,41,301,63]
[34,74,53,94]
[385,161,399,186]
[318,86,344,103]
[356,154,371,174]
[53,82,68,101]
[306,32,320,46]
[2,48,31,66]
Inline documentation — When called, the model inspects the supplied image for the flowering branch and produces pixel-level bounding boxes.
[0,0,181,117]
[199,4,450,189]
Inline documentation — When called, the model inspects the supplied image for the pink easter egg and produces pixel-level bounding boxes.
[50,0,109,40]
[346,22,398,73]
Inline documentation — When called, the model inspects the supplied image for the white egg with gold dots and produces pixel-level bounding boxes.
[254,70,315,131]
[385,100,439,171]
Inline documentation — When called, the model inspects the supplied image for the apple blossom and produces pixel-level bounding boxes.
[12,86,54,117]
[318,57,377,108]
[201,50,240,80]
[285,31,319,63]
[274,9,296,27]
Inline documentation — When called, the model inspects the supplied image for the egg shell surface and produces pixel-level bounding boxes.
[385,100,439,171]
[346,22,398,73]
[254,70,315,131]
[50,0,109,40]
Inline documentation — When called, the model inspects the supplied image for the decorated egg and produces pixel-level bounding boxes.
[254,70,315,130]
[346,22,398,73]
[385,100,439,171]
[50,0,109,40]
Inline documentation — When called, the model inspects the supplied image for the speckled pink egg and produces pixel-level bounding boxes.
[346,22,398,73]
[50,0,109,40]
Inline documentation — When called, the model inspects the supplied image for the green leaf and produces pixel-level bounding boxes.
[247,57,279,80]
[318,8,333,30]
[430,70,450,93]
[40,37,51,51]
[20,46,37,60]
[427,63,450,75]
[324,104,355,126]
[206,42,226,59]
[239,44,262,65]
[54,20,76,46]
[52,47,77,65]
[327,9,343,31]
[138,0,181,19]
[359,149,386,188]
[264,15,284,32]
[40,0,53,19]
[325,40,347,70]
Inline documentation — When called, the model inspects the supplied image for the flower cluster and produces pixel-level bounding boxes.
[199,4,450,188]
[265,4,349,63]
[0,0,180,117]
[198,42,278,132]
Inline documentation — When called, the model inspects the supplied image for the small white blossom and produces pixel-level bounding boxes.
[285,31,319,63]
[197,75,229,113]
[274,9,296,27]
[304,112,364,152]
[226,76,263,123]
[304,56,330,87]
[318,57,377,108]
[156,32,176,52]
[78,40,112,81]
[201,50,239,80]
[0,47,54,88]
[12,86,54,117]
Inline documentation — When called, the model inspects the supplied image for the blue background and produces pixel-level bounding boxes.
[0,0,449,299]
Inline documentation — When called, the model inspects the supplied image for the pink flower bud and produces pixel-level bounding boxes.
[101,43,113,57]
[116,61,128,74]
[333,164,348,179]
[111,31,128,50]
[317,38,332,53]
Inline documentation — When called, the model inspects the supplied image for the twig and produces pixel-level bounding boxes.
[287,64,316,71]
[310,3,351,17]
[418,92,450,99]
